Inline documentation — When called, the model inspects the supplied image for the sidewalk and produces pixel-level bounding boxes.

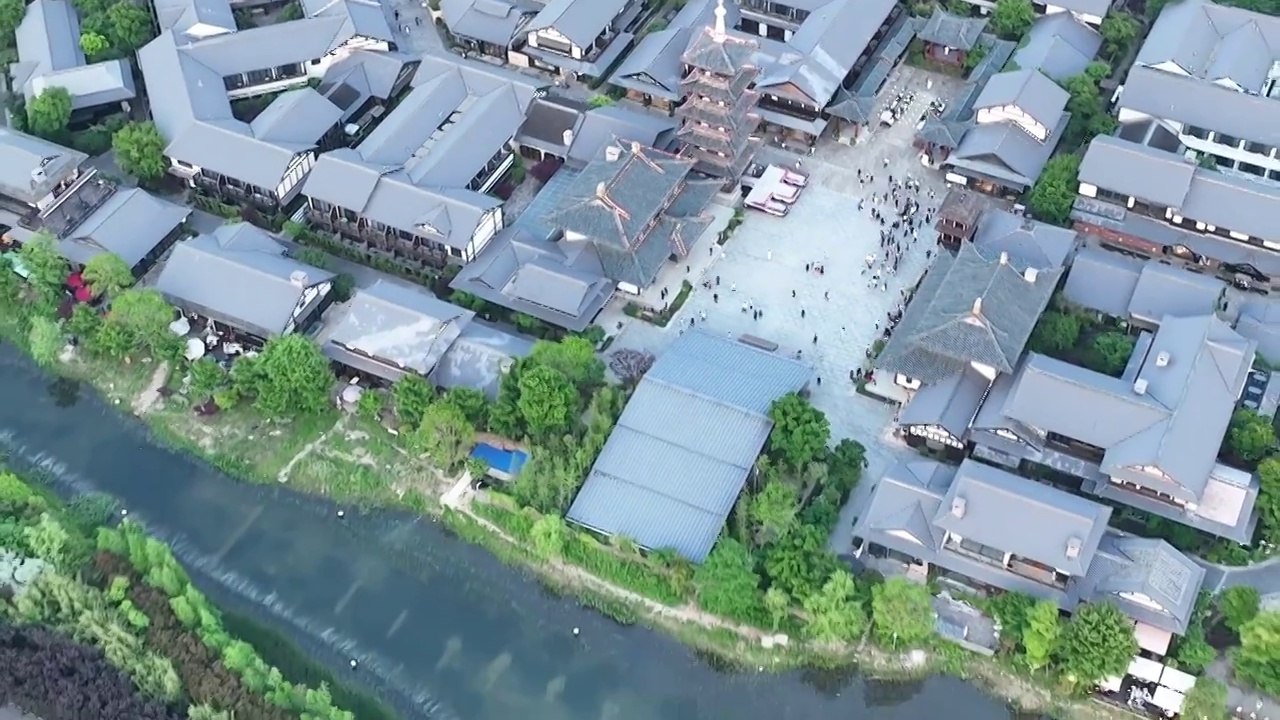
[1208,658,1279,720]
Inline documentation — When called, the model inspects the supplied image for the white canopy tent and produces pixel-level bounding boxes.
[1160,666,1196,693]
[1151,686,1184,716]
[1127,656,1163,683]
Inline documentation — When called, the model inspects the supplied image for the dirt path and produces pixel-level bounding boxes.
[131,362,171,416]
[276,416,344,483]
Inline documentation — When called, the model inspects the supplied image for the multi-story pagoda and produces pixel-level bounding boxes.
[676,0,761,185]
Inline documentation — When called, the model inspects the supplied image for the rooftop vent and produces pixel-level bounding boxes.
[30,167,45,184]
[971,297,983,316]
[1065,537,1082,560]
[562,128,574,147]
[950,497,966,519]
[999,251,1009,265]
[289,270,308,288]
[1024,267,1038,283]
[1133,378,1148,395]
[605,145,621,162]
[1156,351,1170,368]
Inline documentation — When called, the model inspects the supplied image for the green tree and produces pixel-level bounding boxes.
[104,288,176,358]
[107,1,153,51]
[1098,12,1137,60]
[0,0,25,44]
[517,365,577,438]
[411,400,474,470]
[79,31,110,56]
[529,513,566,559]
[1084,60,1111,83]
[356,388,384,421]
[292,247,329,269]
[111,122,168,182]
[66,303,101,342]
[18,232,71,298]
[1234,611,1280,695]
[528,336,605,388]
[443,386,488,428]
[767,393,830,470]
[1027,154,1081,226]
[1085,331,1134,376]
[26,87,73,139]
[391,374,434,426]
[694,537,763,621]
[1258,458,1280,544]
[762,525,840,600]
[250,334,334,417]
[826,438,866,498]
[1227,410,1276,465]
[82,252,134,296]
[1022,600,1061,670]
[1172,622,1216,674]
[28,316,65,368]
[990,0,1034,39]
[1055,603,1137,689]
[749,480,798,546]
[1029,311,1080,356]
[870,578,934,648]
[988,591,1036,652]
[588,95,614,108]
[1180,677,1228,720]
[763,587,791,631]
[187,357,227,401]
[1219,585,1261,634]
[802,571,868,643]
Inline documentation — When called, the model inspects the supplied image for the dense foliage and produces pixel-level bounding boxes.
[0,624,182,720]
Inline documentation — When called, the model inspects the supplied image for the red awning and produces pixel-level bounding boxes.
[73,286,93,302]
[67,272,85,288]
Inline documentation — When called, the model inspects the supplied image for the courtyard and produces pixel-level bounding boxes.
[605,65,970,552]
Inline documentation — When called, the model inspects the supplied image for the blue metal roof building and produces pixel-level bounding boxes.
[566,332,811,562]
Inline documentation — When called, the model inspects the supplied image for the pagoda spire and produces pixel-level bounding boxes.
[712,0,727,42]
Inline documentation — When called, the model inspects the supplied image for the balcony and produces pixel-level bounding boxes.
[1007,557,1068,589]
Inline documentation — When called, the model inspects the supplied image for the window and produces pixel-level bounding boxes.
[1240,162,1266,177]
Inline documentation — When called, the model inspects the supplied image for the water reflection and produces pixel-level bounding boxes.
[800,665,859,697]
[46,377,81,407]
[863,678,926,707]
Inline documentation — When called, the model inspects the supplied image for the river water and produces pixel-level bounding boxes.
[0,342,1031,720]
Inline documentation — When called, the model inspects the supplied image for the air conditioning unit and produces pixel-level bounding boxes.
[950,497,966,519]
[1156,351,1170,367]
[1065,537,1082,559]
[1133,378,1148,395]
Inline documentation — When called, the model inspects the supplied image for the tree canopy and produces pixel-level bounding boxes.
[762,525,839,600]
[1181,677,1228,720]
[98,288,177,359]
[28,315,65,368]
[870,578,934,648]
[1219,585,1262,634]
[1021,600,1061,671]
[1027,154,1081,226]
[1234,611,1280,695]
[1226,409,1275,465]
[106,1,153,51]
[990,0,1034,39]
[1055,603,1137,688]
[1098,13,1138,61]
[1258,457,1280,545]
[767,393,830,471]
[245,334,334,417]
[83,252,135,297]
[1084,331,1134,376]
[1028,311,1080,356]
[79,30,110,56]
[517,364,578,439]
[694,538,763,622]
[112,122,169,182]
[27,87,73,139]
[802,571,868,643]
[410,400,474,470]
[391,374,434,427]
[18,232,71,299]
[527,336,604,389]
[748,480,799,546]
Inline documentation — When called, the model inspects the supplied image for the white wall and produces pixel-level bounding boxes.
[976,105,1048,142]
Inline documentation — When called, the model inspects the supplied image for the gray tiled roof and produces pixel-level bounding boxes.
[138,27,355,192]
[684,24,757,78]
[607,0,727,101]
[58,188,190,269]
[566,331,810,562]
[1136,0,1280,90]
[153,0,235,36]
[153,223,335,338]
[972,209,1079,271]
[10,0,136,108]
[1127,262,1224,325]
[1013,13,1101,81]
[323,280,475,382]
[1002,315,1255,501]
[302,55,540,249]
[948,111,1069,190]
[449,227,616,331]
[915,35,1017,149]
[0,127,86,206]
[918,7,987,50]
[428,319,534,400]
[852,458,1205,628]
[566,104,677,165]
[1061,245,1143,317]
[441,0,537,46]
[1078,134,1280,244]
[1237,299,1280,364]
[938,459,1112,576]
[877,242,1061,384]
[973,70,1069,130]
[1069,533,1205,633]
[517,96,586,153]
[1050,0,1113,19]
[826,13,920,123]
[897,368,992,438]
[1119,63,1280,150]
[525,0,630,50]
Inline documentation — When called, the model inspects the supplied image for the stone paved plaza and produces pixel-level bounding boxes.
[606,66,970,552]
